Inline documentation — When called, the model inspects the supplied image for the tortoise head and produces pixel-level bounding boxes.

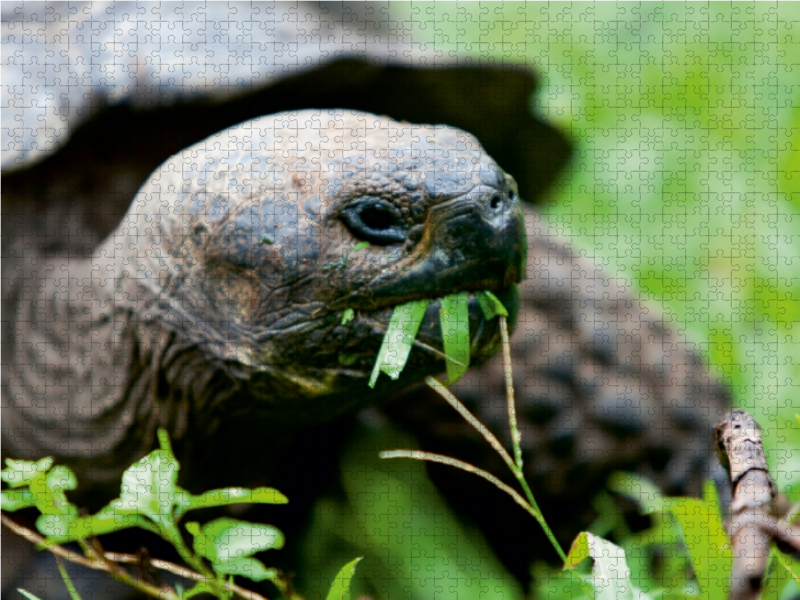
[112,109,525,401]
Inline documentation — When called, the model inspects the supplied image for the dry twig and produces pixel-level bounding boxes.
[0,514,270,600]
[715,410,775,600]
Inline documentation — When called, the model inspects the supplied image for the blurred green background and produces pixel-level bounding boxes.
[294,4,800,598]
[394,1,800,488]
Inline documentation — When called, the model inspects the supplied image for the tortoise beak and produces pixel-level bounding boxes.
[355,186,526,305]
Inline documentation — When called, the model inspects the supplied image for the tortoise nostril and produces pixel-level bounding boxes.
[508,190,516,202]
[490,194,502,210]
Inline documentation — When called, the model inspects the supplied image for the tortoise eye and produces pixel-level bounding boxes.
[340,200,407,245]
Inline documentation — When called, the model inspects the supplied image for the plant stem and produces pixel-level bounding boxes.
[1,515,273,600]
[379,451,542,523]
[386,309,570,563]
[159,522,225,598]
[498,315,566,562]
[425,376,516,472]
[56,557,84,600]
[104,553,270,600]
[499,316,523,472]
[1,515,179,600]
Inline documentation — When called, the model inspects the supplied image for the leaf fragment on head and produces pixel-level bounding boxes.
[341,308,355,325]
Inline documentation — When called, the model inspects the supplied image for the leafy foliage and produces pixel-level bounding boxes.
[0,429,366,600]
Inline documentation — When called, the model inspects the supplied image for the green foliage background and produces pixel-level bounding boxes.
[392,1,800,489]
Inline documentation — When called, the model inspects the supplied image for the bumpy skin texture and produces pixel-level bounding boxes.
[3,109,525,498]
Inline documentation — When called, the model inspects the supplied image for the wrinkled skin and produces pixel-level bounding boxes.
[3,110,525,497]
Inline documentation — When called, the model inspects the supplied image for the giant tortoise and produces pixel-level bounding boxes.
[2,5,730,597]
[2,107,729,597]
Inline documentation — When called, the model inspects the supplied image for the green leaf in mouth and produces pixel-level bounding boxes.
[476,290,509,319]
[439,292,470,384]
[369,299,431,388]
[366,291,508,388]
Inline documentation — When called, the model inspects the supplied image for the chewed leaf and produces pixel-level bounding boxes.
[564,532,637,600]
[439,292,470,384]
[369,299,430,388]
[476,290,508,319]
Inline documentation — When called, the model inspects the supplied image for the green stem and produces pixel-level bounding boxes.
[56,557,84,600]
[499,317,523,471]
[159,522,224,599]
[1,515,179,600]
[498,316,566,561]
[514,470,566,563]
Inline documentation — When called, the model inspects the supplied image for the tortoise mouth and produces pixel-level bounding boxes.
[245,284,519,403]
[329,284,520,381]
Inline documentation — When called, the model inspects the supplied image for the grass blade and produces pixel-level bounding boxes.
[439,292,470,383]
[369,299,430,388]
[325,557,362,600]
[56,558,83,600]
[665,497,731,600]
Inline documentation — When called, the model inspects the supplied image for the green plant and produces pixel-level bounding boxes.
[6,296,799,599]
[1,431,362,600]
[379,314,800,600]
